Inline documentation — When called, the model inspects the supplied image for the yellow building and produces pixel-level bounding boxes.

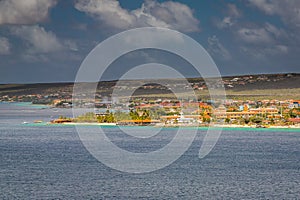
[214,107,279,120]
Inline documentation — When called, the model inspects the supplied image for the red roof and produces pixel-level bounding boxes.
[288,118,300,123]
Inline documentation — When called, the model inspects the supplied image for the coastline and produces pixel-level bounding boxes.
[0,101,50,109]
[2,101,298,130]
[37,121,300,130]
[212,124,300,129]
[61,122,117,126]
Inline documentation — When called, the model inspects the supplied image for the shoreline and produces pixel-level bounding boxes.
[4,101,298,130]
[34,122,300,130]
[61,122,117,126]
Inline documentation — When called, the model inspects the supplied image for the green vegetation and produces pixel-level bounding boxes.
[74,111,116,123]
[129,109,151,120]
[249,116,263,124]
[114,111,131,121]
[225,118,230,123]
[97,111,116,123]
[224,88,300,101]
[74,112,98,123]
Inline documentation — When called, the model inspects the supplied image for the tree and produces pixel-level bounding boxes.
[250,116,263,124]
[225,118,230,124]
[97,111,116,123]
[75,112,97,123]
[289,109,297,118]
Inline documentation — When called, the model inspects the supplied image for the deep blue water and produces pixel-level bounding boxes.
[0,102,300,199]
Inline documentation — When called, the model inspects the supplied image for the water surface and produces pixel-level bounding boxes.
[0,102,299,199]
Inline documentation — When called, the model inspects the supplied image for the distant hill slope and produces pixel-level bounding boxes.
[226,73,300,91]
[0,73,299,99]
[0,83,74,96]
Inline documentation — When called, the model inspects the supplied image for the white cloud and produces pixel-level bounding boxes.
[248,0,278,15]
[0,0,57,25]
[75,0,200,32]
[9,25,78,63]
[64,40,79,52]
[241,44,288,62]
[248,0,300,28]
[0,37,11,55]
[215,17,235,29]
[227,4,241,18]
[11,25,63,53]
[247,0,300,61]
[213,3,291,62]
[237,27,274,44]
[237,23,287,45]
[214,4,241,29]
[236,22,289,59]
[207,35,231,61]
[75,0,134,29]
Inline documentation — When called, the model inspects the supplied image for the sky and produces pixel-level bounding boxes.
[0,0,300,83]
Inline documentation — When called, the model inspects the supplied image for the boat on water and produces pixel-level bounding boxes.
[256,124,267,128]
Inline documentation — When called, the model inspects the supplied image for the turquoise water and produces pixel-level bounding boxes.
[0,102,300,199]
[12,102,50,109]
[23,122,300,133]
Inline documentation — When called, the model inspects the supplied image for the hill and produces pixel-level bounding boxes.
[0,73,299,101]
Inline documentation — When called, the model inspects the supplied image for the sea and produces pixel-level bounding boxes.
[0,102,299,199]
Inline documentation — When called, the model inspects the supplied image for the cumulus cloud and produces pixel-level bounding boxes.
[9,25,78,63]
[0,0,57,25]
[227,4,241,18]
[246,0,300,60]
[248,0,300,28]
[248,0,277,15]
[75,0,200,32]
[237,27,273,44]
[215,17,234,29]
[0,37,11,55]
[240,44,289,62]
[207,35,231,61]
[231,29,290,71]
[237,23,288,45]
[11,25,64,53]
[214,4,241,29]
[237,23,289,59]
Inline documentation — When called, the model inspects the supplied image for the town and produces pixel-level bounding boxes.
[49,97,299,128]
[1,73,299,128]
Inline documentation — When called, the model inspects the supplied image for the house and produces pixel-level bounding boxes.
[288,118,300,124]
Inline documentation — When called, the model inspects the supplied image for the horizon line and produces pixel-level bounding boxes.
[0,72,299,85]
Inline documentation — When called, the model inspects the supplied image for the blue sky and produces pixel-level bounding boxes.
[0,0,299,83]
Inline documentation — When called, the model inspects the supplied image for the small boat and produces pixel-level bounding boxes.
[34,120,43,123]
[22,121,29,124]
[256,124,266,128]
